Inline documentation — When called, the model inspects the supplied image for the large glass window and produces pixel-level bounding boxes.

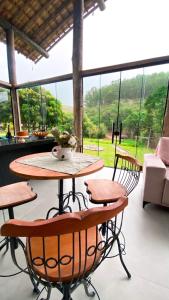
[18,64,169,164]
[15,33,73,83]
[83,75,101,157]
[83,65,169,166]
[18,80,73,136]
[137,65,169,160]
[84,0,169,69]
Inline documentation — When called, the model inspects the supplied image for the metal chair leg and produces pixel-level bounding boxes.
[83,279,95,297]
[62,284,72,300]
[28,268,41,294]
[40,286,52,300]
[0,237,9,253]
[116,237,131,279]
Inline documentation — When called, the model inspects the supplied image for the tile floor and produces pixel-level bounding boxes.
[0,167,169,300]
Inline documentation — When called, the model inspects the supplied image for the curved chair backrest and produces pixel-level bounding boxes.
[113,153,142,196]
[1,197,127,237]
[1,197,128,287]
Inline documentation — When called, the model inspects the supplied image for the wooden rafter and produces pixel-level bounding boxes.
[20,0,55,32]
[0,17,49,58]
[9,1,28,22]
[32,0,70,39]
[40,14,72,48]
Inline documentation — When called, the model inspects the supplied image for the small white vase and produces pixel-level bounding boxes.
[52,146,73,160]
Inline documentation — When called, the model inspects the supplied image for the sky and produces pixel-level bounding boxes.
[1,0,169,104]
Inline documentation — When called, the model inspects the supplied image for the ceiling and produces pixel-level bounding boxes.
[0,0,105,62]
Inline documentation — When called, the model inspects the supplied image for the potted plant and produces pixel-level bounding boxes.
[51,128,77,160]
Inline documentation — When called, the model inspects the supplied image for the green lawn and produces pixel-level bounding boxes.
[83,137,154,167]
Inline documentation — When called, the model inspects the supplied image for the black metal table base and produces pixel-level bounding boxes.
[46,191,88,219]
[46,178,88,219]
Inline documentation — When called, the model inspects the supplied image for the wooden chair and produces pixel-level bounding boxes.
[0,182,37,253]
[85,153,142,236]
[1,196,130,300]
[85,153,142,205]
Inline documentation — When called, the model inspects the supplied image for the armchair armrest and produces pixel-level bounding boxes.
[142,154,166,205]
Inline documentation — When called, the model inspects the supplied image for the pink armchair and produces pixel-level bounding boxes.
[142,137,169,208]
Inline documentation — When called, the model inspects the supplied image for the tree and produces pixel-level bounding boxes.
[85,72,169,107]
[84,72,169,141]
[19,87,63,130]
[143,86,167,145]
[0,89,13,130]
[60,111,73,132]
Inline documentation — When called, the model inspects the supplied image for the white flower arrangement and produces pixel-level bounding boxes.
[51,128,77,149]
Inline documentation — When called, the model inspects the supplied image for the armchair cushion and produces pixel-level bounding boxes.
[162,168,169,206]
[156,137,169,166]
[142,154,166,205]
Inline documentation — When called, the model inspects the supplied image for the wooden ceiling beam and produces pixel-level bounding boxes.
[0,80,11,89]
[0,17,49,58]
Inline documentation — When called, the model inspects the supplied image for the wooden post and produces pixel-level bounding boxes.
[163,82,169,136]
[72,0,84,148]
[6,28,21,133]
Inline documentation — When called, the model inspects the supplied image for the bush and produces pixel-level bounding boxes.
[83,115,106,138]
[97,123,107,138]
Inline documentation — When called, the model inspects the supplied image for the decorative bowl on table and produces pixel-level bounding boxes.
[15,130,29,143]
[16,130,29,137]
[32,131,48,139]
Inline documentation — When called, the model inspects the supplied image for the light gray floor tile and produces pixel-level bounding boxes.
[0,168,169,300]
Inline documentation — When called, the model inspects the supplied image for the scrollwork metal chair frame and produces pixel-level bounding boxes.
[85,153,142,244]
[113,153,142,196]
[1,197,129,300]
[85,153,142,206]
[0,182,37,255]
